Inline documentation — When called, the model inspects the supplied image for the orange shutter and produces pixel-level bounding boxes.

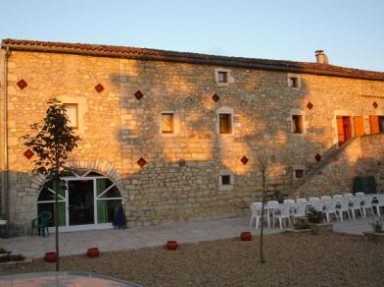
[369,115,380,134]
[337,117,345,144]
[353,116,364,136]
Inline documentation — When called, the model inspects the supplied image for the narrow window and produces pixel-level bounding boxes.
[221,175,231,185]
[161,113,174,134]
[294,169,305,179]
[292,115,303,134]
[218,71,228,83]
[219,114,232,134]
[63,103,78,129]
[289,77,298,88]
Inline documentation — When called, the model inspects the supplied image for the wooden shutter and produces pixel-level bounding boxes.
[336,117,345,144]
[353,116,364,136]
[369,115,380,134]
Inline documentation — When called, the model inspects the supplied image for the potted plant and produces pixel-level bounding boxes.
[240,231,252,241]
[364,217,384,242]
[44,252,57,263]
[87,247,100,258]
[306,207,332,235]
[290,217,311,233]
[165,240,178,250]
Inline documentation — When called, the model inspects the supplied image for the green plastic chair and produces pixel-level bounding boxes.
[31,211,52,237]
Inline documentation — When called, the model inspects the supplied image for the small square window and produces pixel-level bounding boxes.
[219,114,232,134]
[221,175,231,185]
[63,103,78,129]
[294,169,305,179]
[161,113,174,134]
[292,115,304,134]
[218,71,228,83]
[288,74,301,89]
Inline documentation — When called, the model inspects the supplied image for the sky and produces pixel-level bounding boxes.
[0,0,383,72]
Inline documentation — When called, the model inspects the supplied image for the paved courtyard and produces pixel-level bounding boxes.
[0,216,372,259]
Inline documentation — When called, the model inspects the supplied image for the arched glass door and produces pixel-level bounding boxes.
[37,169,123,230]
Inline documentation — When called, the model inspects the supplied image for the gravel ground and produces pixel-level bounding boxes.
[1,232,384,287]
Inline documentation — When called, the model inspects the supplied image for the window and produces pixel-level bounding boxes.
[221,175,231,185]
[64,103,78,129]
[219,172,234,190]
[294,169,305,179]
[287,74,301,89]
[292,115,304,134]
[218,71,228,83]
[161,113,174,134]
[215,68,232,85]
[219,114,232,134]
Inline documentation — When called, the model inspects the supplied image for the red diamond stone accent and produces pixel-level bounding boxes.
[315,153,322,162]
[17,79,28,90]
[24,149,34,160]
[307,102,313,110]
[137,157,147,168]
[134,90,144,100]
[95,83,105,93]
[241,156,249,165]
[373,102,378,109]
[212,94,220,102]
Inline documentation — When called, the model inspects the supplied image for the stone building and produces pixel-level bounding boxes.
[1,39,384,235]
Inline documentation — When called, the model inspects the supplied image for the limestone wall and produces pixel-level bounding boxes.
[2,49,384,233]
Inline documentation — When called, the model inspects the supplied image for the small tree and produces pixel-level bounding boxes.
[24,98,80,271]
[256,151,269,264]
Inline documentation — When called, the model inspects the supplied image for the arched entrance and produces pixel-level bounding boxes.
[37,169,123,232]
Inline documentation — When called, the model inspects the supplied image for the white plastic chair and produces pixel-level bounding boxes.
[296,198,308,204]
[361,195,374,217]
[349,197,364,220]
[323,200,339,222]
[291,202,308,224]
[355,192,365,197]
[332,194,343,201]
[283,199,295,205]
[266,201,279,228]
[336,198,351,222]
[272,204,292,229]
[372,194,384,216]
[309,197,324,212]
[343,193,353,198]
[249,202,263,229]
[321,195,332,201]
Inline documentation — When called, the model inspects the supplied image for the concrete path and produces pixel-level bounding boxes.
[0,216,373,259]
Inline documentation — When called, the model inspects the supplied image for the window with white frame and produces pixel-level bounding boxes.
[215,68,233,85]
[63,103,79,129]
[292,164,305,179]
[219,172,234,190]
[287,74,301,89]
[216,107,234,135]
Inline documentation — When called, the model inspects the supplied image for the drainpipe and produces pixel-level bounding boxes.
[2,45,10,237]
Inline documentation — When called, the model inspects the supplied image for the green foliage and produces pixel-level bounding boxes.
[294,217,311,230]
[371,217,384,233]
[23,98,80,179]
[307,207,324,224]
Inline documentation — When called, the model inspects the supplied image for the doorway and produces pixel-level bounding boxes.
[37,169,123,231]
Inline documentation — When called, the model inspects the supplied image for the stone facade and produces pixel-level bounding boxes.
[1,39,384,235]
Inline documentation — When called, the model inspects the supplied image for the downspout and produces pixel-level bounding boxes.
[2,45,10,237]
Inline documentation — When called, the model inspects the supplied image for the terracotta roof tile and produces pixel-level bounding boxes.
[2,38,384,81]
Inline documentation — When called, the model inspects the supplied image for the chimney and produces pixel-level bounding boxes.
[315,50,329,64]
